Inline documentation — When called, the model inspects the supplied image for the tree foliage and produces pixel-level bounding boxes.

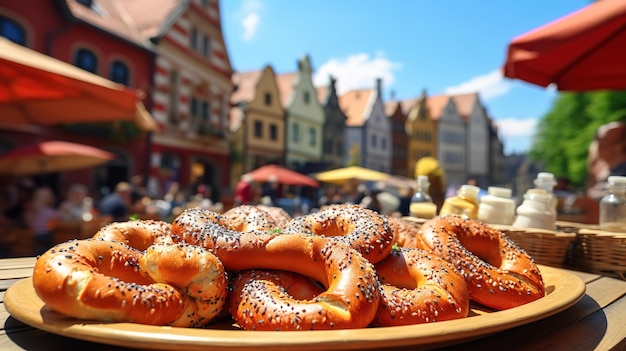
[529,91,626,188]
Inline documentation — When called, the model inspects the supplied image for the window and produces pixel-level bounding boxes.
[201,101,209,121]
[303,91,310,104]
[167,70,179,123]
[381,138,387,150]
[202,34,210,57]
[264,92,272,106]
[325,139,332,153]
[269,124,278,140]
[109,60,129,85]
[254,121,262,138]
[309,128,316,146]
[190,27,198,50]
[371,134,377,148]
[0,16,26,45]
[199,101,211,134]
[190,97,198,117]
[74,48,97,73]
[292,123,300,142]
[336,141,342,156]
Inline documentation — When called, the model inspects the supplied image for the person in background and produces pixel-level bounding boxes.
[371,181,400,216]
[234,174,254,206]
[4,178,35,228]
[587,121,626,199]
[57,184,90,221]
[98,181,132,221]
[262,175,282,205]
[23,186,57,255]
[397,186,414,217]
[360,186,382,213]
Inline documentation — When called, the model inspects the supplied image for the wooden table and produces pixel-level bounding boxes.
[2,257,626,351]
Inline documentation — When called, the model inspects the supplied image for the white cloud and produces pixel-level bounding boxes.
[242,13,259,41]
[444,69,511,100]
[313,52,402,94]
[237,0,262,41]
[497,117,537,137]
[495,117,538,153]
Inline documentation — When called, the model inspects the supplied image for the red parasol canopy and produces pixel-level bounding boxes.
[503,0,626,91]
[0,37,156,130]
[0,140,114,175]
[245,164,319,187]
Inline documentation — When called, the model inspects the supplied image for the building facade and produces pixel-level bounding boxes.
[318,76,347,171]
[340,79,391,172]
[280,55,325,172]
[147,0,233,201]
[230,66,285,184]
[0,0,155,195]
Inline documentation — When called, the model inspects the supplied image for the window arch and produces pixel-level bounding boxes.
[74,48,97,73]
[0,16,26,45]
[109,60,129,85]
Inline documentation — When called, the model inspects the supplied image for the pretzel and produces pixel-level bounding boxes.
[172,207,381,330]
[416,216,545,310]
[372,247,469,326]
[32,239,228,327]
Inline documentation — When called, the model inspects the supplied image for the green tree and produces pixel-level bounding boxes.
[529,90,626,188]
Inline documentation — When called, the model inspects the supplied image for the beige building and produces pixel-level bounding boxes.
[230,66,285,186]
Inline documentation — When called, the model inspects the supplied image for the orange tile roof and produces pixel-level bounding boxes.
[426,95,450,120]
[275,72,297,107]
[451,92,478,120]
[400,97,418,114]
[65,0,180,44]
[339,89,373,127]
[231,69,263,103]
[384,100,400,116]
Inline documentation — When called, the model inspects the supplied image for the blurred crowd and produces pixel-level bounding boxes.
[3,118,625,258]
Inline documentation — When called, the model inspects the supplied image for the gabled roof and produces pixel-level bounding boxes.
[400,97,418,114]
[275,72,297,107]
[426,95,450,121]
[339,89,373,127]
[450,92,478,120]
[231,69,263,103]
[64,0,181,45]
[384,100,400,116]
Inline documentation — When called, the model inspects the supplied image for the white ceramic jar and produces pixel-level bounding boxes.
[478,186,516,225]
[512,189,555,230]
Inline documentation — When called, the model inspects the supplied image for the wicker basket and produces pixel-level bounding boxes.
[566,228,626,280]
[555,220,599,233]
[494,225,577,268]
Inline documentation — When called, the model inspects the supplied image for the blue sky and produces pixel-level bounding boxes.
[221,0,592,155]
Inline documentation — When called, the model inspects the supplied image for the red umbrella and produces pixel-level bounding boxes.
[503,0,626,91]
[0,37,156,130]
[0,140,114,175]
[245,164,319,187]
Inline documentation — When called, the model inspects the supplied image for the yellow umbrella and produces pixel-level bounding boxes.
[314,166,390,184]
[415,156,442,178]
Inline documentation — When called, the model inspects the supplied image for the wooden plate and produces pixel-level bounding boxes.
[4,265,584,351]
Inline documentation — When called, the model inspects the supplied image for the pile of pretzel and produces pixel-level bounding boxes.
[32,204,545,331]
